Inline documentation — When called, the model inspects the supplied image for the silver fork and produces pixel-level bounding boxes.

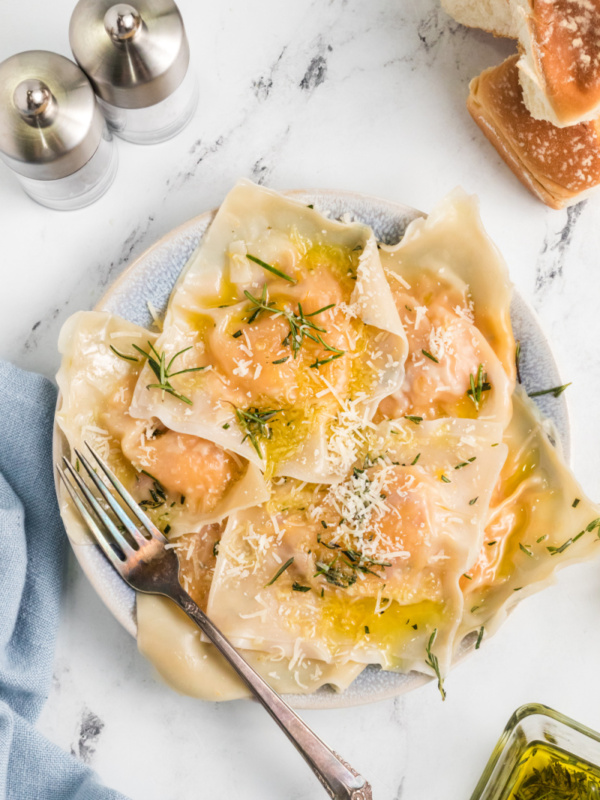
[57,445,372,800]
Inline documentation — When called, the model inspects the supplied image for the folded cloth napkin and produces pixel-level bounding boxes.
[0,361,128,800]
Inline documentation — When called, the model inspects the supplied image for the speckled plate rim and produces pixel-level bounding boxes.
[53,188,570,709]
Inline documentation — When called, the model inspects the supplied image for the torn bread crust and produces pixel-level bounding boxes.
[444,0,600,127]
[515,0,600,128]
[468,55,600,209]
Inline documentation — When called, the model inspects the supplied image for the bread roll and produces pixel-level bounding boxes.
[468,55,600,208]
[441,0,518,37]
[444,1,600,127]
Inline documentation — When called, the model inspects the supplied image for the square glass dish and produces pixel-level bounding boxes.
[470,703,600,799]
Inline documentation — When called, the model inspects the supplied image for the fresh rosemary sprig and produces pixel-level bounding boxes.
[340,548,392,577]
[515,340,522,383]
[243,288,343,365]
[265,556,294,587]
[425,629,446,700]
[314,557,358,588]
[246,253,297,284]
[244,284,276,324]
[467,364,491,411]
[283,301,340,360]
[234,406,280,459]
[404,415,423,424]
[316,528,391,582]
[133,342,206,406]
[529,383,571,399]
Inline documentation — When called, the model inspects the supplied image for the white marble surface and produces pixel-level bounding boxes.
[3,1,600,798]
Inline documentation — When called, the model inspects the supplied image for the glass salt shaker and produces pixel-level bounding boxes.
[69,0,198,145]
[0,51,117,210]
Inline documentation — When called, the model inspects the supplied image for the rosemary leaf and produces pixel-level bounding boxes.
[292,582,311,592]
[425,629,446,701]
[519,542,534,558]
[246,253,297,284]
[110,345,139,362]
[475,626,484,650]
[529,383,571,399]
[422,349,439,363]
[265,556,294,587]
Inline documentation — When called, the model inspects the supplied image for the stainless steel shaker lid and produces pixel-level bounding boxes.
[69,0,190,110]
[0,51,104,180]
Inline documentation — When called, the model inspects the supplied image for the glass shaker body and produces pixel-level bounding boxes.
[12,124,117,210]
[97,62,198,144]
[0,51,118,211]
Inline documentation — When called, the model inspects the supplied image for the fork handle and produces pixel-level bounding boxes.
[170,588,372,800]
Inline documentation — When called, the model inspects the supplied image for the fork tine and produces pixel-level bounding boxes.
[84,443,166,543]
[74,448,148,548]
[62,457,135,555]
[57,467,125,570]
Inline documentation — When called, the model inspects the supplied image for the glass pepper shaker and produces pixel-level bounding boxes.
[69,0,198,145]
[0,51,118,210]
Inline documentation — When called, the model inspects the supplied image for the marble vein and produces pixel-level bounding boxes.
[534,202,586,298]
[71,707,105,764]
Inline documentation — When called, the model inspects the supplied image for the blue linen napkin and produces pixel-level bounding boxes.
[0,361,128,800]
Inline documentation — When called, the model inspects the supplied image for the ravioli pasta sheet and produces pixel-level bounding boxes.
[129,180,408,483]
[377,191,514,428]
[383,189,516,380]
[57,311,269,540]
[137,596,366,700]
[55,182,600,701]
[207,419,506,678]
[457,388,600,644]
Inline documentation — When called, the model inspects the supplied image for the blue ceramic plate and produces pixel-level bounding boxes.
[53,189,569,708]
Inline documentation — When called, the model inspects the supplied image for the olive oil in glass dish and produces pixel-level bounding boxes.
[470,704,600,800]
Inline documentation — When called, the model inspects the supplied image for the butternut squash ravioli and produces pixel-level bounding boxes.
[56,181,600,701]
